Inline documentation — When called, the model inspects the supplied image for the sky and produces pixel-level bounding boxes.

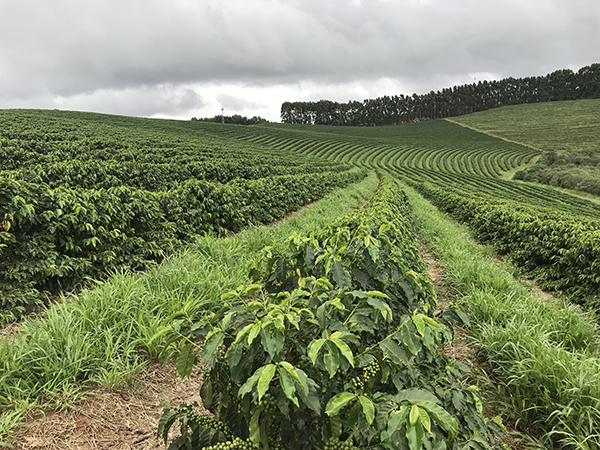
[1,0,598,122]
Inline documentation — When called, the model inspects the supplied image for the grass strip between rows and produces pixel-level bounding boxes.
[0,172,379,443]
[401,180,600,449]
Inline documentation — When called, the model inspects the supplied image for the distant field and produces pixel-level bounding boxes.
[233,111,600,307]
[449,98,600,155]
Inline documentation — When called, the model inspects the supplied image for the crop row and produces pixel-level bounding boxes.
[416,182,600,307]
[227,120,600,311]
[0,160,350,192]
[157,173,503,450]
[0,169,366,322]
[235,122,538,179]
[244,128,600,220]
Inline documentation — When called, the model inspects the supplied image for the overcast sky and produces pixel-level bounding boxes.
[1,0,598,122]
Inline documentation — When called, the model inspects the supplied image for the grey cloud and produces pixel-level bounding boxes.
[216,94,260,112]
[0,0,598,118]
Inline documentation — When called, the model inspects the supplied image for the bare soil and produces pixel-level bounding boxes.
[9,363,206,450]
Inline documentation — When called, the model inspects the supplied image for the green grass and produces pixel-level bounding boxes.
[450,99,600,156]
[0,172,378,442]
[401,179,600,449]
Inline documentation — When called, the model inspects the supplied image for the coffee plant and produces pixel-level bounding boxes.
[156,174,504,449]
[0,109,365,322]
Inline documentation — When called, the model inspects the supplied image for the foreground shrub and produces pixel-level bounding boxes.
[155,175,504,449]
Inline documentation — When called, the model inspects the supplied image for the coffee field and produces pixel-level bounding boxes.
[1,100,600,449]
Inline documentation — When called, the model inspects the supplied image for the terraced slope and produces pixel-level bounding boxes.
[231,119,600,219]
[449,99,600,195]
[227,116,600,306]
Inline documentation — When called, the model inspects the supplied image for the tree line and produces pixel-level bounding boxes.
[280,64,600,126]
[191,114,268,125]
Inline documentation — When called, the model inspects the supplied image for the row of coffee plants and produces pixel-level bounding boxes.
[416,182,600,309]
[0,160,350,191]
[0,169,365,323]
[155,174,504,450]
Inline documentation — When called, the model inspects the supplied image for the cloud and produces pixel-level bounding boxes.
[215,93,261,113]
[0,0,598,120]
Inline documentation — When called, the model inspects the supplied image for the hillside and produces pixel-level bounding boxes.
[450,99,600,195]
[2,104,600,449]
[0,109,363,322]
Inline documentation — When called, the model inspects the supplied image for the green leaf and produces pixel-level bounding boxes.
[325,392,356,416]
[412,314,425,336]
[201,331,224,365]
[221,310,235,329]
[294,368,311,397]
[261,328,284,359]
[331,260,351,288]
[226,342,244,369]
[409,405,420,427]
[400,324,422,356]
[200,377,213,410]
[330,337,354,367]
[278,366,298,406]
[419,408,431,433]
[380,338,408,365]
[358,395,375,425]
[296,373,320,414]
[239,366,265,398]
[257,364,276,400]
[323,341,340,378]
[366,297,392,321]
[157,409,180,444]
[279,361,302,383]
[366,290,390,299]
[247,323,261,346]
[329,415,342,439]
[249,409,261,446]
[176,343,196,378]
[395,389,440,404]
[275,258,287,281]
[406,421,424,450]
[220,291,238,301]
[423,316,441,328]
[379,223,391,235]
[417,401,458,438]
[368,243,380,263]
[347,404,362,430]
[308,338,326,364]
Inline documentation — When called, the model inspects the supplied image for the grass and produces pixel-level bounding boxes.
[401,179,600,449]
[451,99,600,156]
[0,172,378,442]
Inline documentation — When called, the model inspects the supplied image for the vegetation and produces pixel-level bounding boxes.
[233,115,600,313]
[281,64,600,125]
[452,99,600,196]
[403,182,600,449]
[0,173,378,442]
[157,174,503,450]
[0,109,364,323]
[415,182,600,308]
[1,91,600,449]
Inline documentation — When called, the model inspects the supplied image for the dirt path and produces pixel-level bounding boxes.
[9,363,205,450]
[444,118,543,152]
